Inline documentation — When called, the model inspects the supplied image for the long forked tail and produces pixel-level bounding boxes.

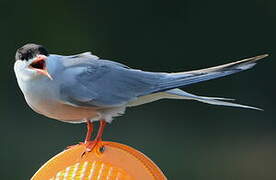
[127,88,262,110]
[155,54,268,91]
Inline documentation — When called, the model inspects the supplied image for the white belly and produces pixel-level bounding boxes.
[19,77,99,123]
[25,95,99,122]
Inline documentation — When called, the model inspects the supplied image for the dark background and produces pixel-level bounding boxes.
[1,0,276,179]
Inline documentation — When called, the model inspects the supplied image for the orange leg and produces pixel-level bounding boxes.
[84,120,93,143]
[66,120,94,149]
[94,120,107,142]
[85,120,107,152]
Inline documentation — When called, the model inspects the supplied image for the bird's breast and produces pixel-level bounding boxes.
[21,78,99,122]
[25,94,99,122]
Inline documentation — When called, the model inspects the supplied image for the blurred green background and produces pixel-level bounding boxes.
[1,0,276,179]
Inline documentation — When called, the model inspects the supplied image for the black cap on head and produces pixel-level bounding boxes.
[15,43,49,61]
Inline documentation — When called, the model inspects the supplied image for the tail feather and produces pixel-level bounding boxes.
[165,89,262,111]
[196,98,262,111]
[155,54,268,92]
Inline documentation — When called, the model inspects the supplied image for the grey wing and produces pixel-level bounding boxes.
[59,58,165,107]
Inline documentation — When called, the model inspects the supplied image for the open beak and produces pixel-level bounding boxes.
[29,55,53,80]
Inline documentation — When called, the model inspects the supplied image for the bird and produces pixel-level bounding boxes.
[14,43,267,152]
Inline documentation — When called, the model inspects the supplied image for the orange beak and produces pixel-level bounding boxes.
[30,55,53,80]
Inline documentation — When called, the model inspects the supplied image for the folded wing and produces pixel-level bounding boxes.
[59,54,267,109]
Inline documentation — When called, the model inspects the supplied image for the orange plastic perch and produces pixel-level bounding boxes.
[31,141,167,180]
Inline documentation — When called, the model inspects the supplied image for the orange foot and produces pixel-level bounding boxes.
[81,140,102,157]
[85,140,98,152]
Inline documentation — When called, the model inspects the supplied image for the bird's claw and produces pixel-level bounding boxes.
[81,140,100,157]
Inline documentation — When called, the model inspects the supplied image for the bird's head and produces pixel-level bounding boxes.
[14,43,53,81]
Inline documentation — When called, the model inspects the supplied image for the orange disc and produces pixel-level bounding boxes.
[31,141,167,180]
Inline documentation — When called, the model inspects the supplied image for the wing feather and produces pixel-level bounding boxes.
[59,57,165,107]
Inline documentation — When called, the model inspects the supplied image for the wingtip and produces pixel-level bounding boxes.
[253,54,269,61]
[242,54,269,65]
